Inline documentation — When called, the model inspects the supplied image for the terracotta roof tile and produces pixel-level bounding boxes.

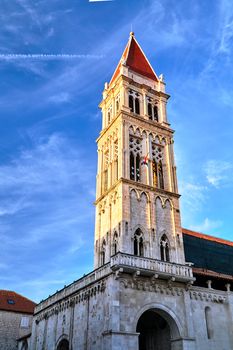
[110,33,158,85]
[0,290,36,314]
[193,267,233,280]
[182,228,233,247]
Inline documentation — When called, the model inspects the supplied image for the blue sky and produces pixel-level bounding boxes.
[0,0,233,302]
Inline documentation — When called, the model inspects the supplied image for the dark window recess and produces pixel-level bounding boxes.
[158,161,164,189]
[136,154,140,181]
[148,103,152,119]
[7,299,15,305]
[154,106,158,121]
[135,98,140,115]
[129,95,134,112]
[130,152,135,180]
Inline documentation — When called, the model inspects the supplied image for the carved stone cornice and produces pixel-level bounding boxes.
[119,277,184,297]
[190,289,227,304]
[35,280,107,323]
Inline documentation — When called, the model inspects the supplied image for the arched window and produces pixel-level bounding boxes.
[134,229,143,257]
[158,161,164,189]
[130,151,135,180]
[116,95,120,113]
[113,232,118,255]
[146,97,159,121]
[152,160,158,187]
[129,91,141,115]
[101,240,106,265]
[129,94,134,112]
[160,235,169,262]
[103,169,108,192]
[148,103,152,120]
[57,339,69,350]
[136,153,140,181]
[129,136,142,182]
[107,111,111,124]
[205,307,213,339]
[135,97,140,115]
[153,105,158,121]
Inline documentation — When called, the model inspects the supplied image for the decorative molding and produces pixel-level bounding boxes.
[190,290,227,304]
[119,277,184,296]
[35,280,107,323]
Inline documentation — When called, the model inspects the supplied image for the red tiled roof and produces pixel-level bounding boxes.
[193,267,233,280]
[0,290,36,314]
[110,32,158,85]
[183,228,233,247]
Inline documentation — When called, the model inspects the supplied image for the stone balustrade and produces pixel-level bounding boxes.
[35,264,111,314]
[35,253,194,314]
[110,252,194,282]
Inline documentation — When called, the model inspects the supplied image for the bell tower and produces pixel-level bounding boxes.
[94,32,185,269]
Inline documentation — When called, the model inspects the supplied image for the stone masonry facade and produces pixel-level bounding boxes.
[29,33,233,350]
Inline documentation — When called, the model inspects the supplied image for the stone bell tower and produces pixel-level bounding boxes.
[94,32,185,269]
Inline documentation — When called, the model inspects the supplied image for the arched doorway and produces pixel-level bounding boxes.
[136,308,181,350]
[57,339,69,350]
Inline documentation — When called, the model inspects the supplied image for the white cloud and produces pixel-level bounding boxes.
[48,92,71,104]
[189,217,222,233]
[0,133,95,246]
[179,181,208,212]
[204,160,233,188]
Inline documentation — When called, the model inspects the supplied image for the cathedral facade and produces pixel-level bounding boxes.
[29,33,233,350]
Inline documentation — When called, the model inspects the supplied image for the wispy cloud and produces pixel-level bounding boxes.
[179,181,208,212]
[204,160,233,188]
[189,217,222,233]
[48,92,71,104]
[0,132,95,300]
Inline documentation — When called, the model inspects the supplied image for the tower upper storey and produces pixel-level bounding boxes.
[99,32,169,131]
[94,33,185,269]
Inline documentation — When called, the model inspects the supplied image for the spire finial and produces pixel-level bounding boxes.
[130,31,134,37]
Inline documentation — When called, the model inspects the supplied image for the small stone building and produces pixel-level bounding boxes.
[29,33,233,350]
[0,290,36,350]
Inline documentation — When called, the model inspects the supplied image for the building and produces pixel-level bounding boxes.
[29,33,233,350]
[0,290,36,350]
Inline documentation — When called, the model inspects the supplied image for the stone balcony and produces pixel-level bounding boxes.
[35,253,194,314]
[110,252,195,283]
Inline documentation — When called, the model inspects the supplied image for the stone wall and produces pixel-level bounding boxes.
[0,310,33,350]
[30,270,233,350]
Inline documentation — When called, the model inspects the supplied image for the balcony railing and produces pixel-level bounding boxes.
[110,252,194,282]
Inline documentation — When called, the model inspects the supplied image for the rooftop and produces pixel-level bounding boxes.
[0,290,36,314]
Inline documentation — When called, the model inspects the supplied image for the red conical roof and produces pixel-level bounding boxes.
[110,32,158,85]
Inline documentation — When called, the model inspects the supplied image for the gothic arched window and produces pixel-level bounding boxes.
[152,160,158,187]
[116,95,120,113]
[101,240,106,265]
[129,137,141,182]
[134,229,144,257]
[128,90,141,115]
[151,144,164,190]
[153,105,158,121]
[158,161,164,189]
[129,94,134,112]
[57,339,69,350]
[160,235,169,262]
[136,153,140,181]
[135,97,140,115]
[130,151,135,180]
[148,103,152,120]
[147,97,159,121]
[113,232,118,255]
